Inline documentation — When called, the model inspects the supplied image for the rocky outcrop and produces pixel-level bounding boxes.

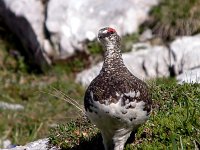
[46,0,159,59]
[170,35,200,75]
[171,35,200,84]
[176,68,200,84]
[0,0,159,67]
[76,35,200,86]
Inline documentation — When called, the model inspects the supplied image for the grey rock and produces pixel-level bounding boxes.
[1,138,58,150]
[46,0,159,59]
[77,34,200,86]
[176,68,200,84]
[76,62,103,87]
[76,50,148,87]
[2,140,11,149]
[170,34,200,75]
[0,0,159,62]
[76,42,169,87]
[142,43,170,78]
[139,29,153,42]
[0,101,24,110]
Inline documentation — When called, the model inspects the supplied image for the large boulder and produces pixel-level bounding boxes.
[0,0,159,66]
[170,34,200,75]
[46,0,159,59]
[176,68,200,84]
[138,43,170,78]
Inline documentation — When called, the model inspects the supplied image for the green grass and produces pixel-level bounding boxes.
[133,79,200,149]
[0,40,85,147]
[147,0,200,40]
[49,78,200,149]
[0,70,85,146]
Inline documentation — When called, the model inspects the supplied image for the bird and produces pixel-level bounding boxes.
[84,27,152,150]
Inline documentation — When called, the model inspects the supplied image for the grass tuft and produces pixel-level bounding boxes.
[148,0,200,40]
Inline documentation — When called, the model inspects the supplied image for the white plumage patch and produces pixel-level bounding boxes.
[86,91,149,150]
[124,90,140,98]
[87,91,149,129]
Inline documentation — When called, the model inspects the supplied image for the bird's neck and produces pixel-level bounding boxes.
[101,44,125,73]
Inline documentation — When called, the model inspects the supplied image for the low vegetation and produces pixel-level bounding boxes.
[49,78,200,149]
[0,67,85,146]
[0,34,85,146]
[147,0,200,40]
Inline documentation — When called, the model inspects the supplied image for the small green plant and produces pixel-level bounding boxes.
[49,117,103,150]
[87,41,102,55]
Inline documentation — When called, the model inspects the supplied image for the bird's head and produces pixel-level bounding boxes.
[98,27,121,47]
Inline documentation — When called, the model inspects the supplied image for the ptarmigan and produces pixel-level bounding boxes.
[84,27,152,150]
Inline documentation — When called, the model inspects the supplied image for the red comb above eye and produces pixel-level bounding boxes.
[107,27,116,33]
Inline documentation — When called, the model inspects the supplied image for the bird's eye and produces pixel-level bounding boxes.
[98,35,103,39]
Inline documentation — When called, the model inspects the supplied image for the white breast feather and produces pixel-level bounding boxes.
[87,91,149,129]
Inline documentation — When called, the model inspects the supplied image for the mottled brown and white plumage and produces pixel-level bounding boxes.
[84,27,152,150]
